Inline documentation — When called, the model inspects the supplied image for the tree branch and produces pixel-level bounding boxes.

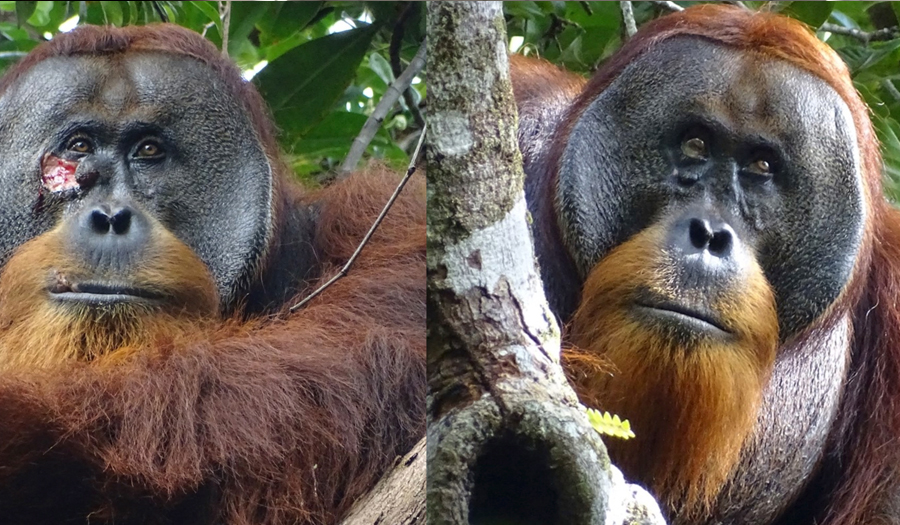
[339,39,427,178]
[219,0,231,57]
[821,23,900,43]
[650,1,683,12]
[620,2,637,38]
[339,437,425,525]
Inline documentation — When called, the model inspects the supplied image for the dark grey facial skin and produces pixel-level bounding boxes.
[558,36,866,340]
[0,52,274,306]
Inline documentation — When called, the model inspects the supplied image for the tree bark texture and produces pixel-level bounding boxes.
[426,2,665,525]
[340,437,426,525]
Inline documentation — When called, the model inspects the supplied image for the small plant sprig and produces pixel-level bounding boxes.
[585,406,635,440]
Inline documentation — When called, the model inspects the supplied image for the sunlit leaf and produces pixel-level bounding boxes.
[585,407,635,440]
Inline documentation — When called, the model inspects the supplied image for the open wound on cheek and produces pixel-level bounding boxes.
[41,153,79,192]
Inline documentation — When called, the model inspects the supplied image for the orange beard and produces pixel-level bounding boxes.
[0,226,219,370]
[564,225,778,518]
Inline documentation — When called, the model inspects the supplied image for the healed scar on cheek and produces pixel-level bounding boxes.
[41,153,79,192]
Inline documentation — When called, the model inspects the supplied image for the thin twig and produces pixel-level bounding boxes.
[201,21,214,38]
[290,125,427,313]
[650,1,684,12]
[220,1,232,57]
[338,38,427,178]
[821,23,900,44]
[620,1,637,38]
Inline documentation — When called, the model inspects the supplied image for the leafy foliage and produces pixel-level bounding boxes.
[504,1,900,202]
[0,1,425,181]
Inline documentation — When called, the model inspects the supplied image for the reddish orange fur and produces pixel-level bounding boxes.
[547,5,900,524]
[0,167,424,524]
[565,225,777,516]
[0,221,219,368]
[0,23,425,525]
[509,54,587,109]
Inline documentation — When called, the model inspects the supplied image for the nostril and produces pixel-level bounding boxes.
[110,208,132,235]
[88,207,133,235]
[708,228,733,256]
[689,218,713,249]
[90,209,111,234]
[72,202,148,273]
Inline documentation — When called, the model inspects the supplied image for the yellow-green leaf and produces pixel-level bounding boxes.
[585,406,635,440]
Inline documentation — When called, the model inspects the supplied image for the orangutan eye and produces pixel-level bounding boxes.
[747,158,772,176]
[135,139,164,159]
[681,137,707,159]
[66,137,93,154]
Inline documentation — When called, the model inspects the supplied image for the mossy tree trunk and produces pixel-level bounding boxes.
[425,2,665,525]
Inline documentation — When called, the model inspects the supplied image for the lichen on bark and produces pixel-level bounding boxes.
[426,2,663,525]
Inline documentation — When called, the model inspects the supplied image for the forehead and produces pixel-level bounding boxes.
[0,52,228,122]
[609,36,854,140]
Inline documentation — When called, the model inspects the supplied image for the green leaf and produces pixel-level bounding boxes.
[0,38,32,75]
[782,1,834,29]
[172,2,210,31]
[505,1,544,20]
[84,2,106,25]
[258,1,322,41]
[226,1,271,55]
[585,407,635,440]
[99,1,122,26]
[43,1,69,30]
[890,2,900,29]
[855,81,889,118]
[368,51,394,85]
[564,0,620,30]
[256,24,378,138]
[190,0,221,29]
[365,1,400,25]
[827,1,876,26]
[28,0,51,26]
[0,20,29,40]
[15,1,35,27]
[292,111,368,157]
[848,39,900,75]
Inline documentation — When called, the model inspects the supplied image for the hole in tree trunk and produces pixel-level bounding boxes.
[469,431,562,525]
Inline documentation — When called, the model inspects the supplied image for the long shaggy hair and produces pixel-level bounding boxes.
[0,23,425,525]
[565,224,777,516]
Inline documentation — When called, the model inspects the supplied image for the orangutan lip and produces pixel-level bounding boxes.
[635,301,730,334]
[49,282,162,304]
